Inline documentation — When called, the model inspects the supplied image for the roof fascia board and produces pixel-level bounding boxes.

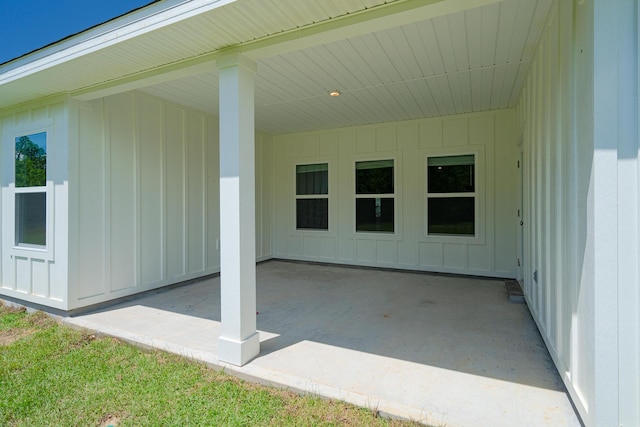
[70,0,507,102]
[0,1,169,71]
[0,0,236,86]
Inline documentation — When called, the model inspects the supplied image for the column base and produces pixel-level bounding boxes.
[218,332,260,366]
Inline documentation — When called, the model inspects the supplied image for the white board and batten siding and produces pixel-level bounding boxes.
[517,1,640,425]
[517,0,580,416]
[271,109,518,278]
[0,98,69,309]
[69,91,271,310]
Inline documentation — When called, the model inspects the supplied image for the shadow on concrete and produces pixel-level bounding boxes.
[83,260,565,393]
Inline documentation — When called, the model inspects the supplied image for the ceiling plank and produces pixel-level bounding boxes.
[237,0,510,60]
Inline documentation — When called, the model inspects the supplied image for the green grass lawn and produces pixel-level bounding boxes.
[0,305,424,426]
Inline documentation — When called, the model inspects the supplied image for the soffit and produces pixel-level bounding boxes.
[141,0,553,134]
[0,0,393,110]
[0,0,554,135]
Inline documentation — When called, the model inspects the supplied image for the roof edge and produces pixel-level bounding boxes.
[0,0,236,85]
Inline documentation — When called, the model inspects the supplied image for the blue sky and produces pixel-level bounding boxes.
[17,132,47,151]
[0,0,154,64]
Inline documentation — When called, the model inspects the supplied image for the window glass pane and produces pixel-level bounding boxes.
[428,155,474,167]
[16,132,46,188]
[428,197,474,235]
[356,160,394,194]
[296,199,328,230]
[16,192,46,246]
[428,155,474,193]
[356,197,394,232]
[296,163,328,173]
[296,163,328,195]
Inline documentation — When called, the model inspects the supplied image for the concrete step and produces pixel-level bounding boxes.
[505,280,525,304]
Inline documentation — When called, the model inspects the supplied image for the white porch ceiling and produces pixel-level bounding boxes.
[0,0,553,135]
[140,0,553,134]
[0,0,395,108]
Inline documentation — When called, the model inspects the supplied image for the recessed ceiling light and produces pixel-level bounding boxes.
[329,90,341,97]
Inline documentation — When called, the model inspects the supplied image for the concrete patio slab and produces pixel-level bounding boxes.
[63,260,581,427]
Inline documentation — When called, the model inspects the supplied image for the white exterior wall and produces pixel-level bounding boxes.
[517,0,640,425]
[271,110,518,278]
[67,91,271,310]
[0,98,70,310]
[517,0,578,410]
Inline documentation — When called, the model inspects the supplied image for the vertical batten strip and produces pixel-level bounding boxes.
[182,109,188,277]
[161,102,167,281]
[102,97,112,295]
[134,94,141,288]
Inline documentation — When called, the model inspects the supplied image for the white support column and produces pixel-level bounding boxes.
[217,53,259,366]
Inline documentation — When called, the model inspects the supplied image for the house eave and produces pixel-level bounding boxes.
[0,0,237,88]
[0,0,512,111]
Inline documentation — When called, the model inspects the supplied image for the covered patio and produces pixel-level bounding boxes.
[64,260,579,426]
[6,0,639,423]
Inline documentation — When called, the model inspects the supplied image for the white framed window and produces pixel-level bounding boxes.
[295,163,329,230]
[355,159,394,233]
[426,154,476,237]
[14,131,47,248]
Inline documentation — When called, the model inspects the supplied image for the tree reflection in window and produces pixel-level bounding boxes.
[15,133,46,188]
[15,132,47,247]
